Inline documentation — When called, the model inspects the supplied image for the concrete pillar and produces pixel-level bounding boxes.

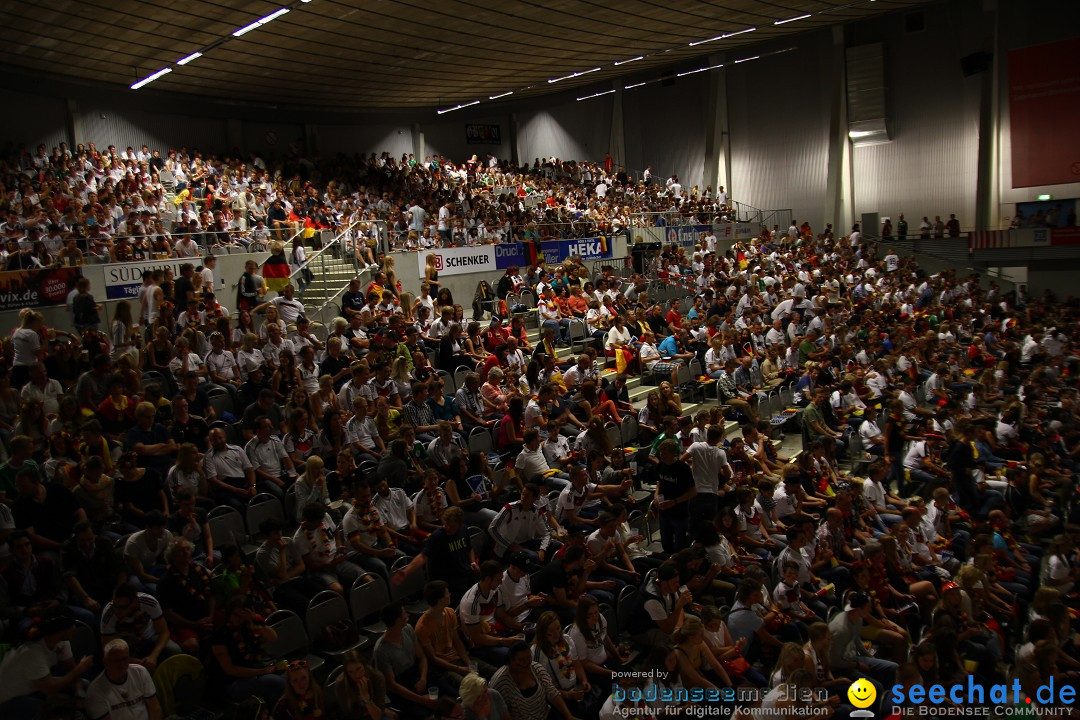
[66,99,83,148]
[510,113,521,167]
[411,123,424,162]
[703,59,729,197]
[975,0,1000,230]
[304,124,319,157]
[609,82,626,169]
[824,25,852,232]
[226,118,244,153]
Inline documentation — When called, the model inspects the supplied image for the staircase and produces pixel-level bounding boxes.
[295,252,366,316]
[520,323,741,436]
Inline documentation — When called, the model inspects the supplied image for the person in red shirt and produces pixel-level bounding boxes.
[665,298,684,335]
[480,344,508,383]
[482,317,510,352]
[567,285,589,317]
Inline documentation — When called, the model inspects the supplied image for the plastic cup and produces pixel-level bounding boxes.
[428,687,439,701]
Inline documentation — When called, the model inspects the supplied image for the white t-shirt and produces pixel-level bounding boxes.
[0,639,73,705]
[684,441,729,495]
[1044,554,1075,595]
[86,663,157,720]
[124,530,174,569]
[568,618,609,665]
[903,441,929,471]
[12,327,41,366]
[459,583,501,626]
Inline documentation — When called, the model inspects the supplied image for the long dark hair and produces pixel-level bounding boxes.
[507,396,524,423]
[574,595,604,646]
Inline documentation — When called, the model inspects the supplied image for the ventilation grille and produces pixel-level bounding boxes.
[846,43,890,144]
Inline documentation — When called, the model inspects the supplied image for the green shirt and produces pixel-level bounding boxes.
[802,402,826,441]
[798,340,817,365]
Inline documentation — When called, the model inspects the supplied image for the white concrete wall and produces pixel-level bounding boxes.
[23,251,270,333]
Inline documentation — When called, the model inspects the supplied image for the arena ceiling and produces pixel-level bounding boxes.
[0,0,929,111]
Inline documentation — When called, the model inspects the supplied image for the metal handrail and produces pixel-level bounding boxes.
[288,219,363,286]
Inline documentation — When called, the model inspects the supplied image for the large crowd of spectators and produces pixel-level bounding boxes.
[0,137,1078,720]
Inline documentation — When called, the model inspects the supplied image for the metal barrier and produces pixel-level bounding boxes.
[289,220,369,316]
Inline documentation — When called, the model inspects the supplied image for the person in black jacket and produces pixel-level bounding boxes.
[236,259,261,313]
[438,325,473,373]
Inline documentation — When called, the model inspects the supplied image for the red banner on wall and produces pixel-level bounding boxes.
[1051,227,1080,246]
[0,267,82,310]
[1009,37,1080,188]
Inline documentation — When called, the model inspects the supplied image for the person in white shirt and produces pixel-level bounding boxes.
[204,331,240,387]
[21,362,63,417]
[174,235,199,258]
[515,429,566,485]
[0,610,92,716]
[487,484,554,561]
[85,639,162,720]
[681,425,731,535]
[254,284,305,325]
[858,406,886,456]
[373,477,421,555]
[459,562,518,661]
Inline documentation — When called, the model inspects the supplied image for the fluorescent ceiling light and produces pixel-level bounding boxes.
[234,7,289,36]
[689,27,755,47]
[488,91,513,99]
[549,67,601,84]
[733,55,759,64]
[577,89,615,101]
[848,130,876,138]
[260,8,291,23]
[624,82,646,90]
[437,100,480,114]
[131,67,172,90]
[233,20,262,36]
[677,62,724,77]
[775,14,811,25]
[614,56,644,66]
[176,52,203,66]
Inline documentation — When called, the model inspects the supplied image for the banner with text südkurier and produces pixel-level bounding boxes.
[102,258,195,300]
[0,267,82,310]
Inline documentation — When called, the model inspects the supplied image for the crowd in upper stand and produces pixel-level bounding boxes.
[0,141,745,270]
[0,138,1078,720]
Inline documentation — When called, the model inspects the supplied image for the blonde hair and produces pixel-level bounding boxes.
[672,616,704,644]
[304,454,325,476]
[460,673,487,706]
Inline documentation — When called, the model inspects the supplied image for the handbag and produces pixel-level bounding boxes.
[722,656,752,677]
[319,619,358,650]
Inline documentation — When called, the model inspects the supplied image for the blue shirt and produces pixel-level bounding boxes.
[124,423,176,475]
[658,336,679,359]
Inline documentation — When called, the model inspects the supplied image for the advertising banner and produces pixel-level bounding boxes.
[416,237,614,278]
[1008,37,1080,188]
[103,258,195,300]
[416,246,496,277]
[0,267,82,310]
[465,124,502,145]
[538,237,613,265]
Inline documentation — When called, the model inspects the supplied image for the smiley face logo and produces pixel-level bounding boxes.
[847,678,877,709]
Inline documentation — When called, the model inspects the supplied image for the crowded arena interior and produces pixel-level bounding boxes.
[0,1,1078,719]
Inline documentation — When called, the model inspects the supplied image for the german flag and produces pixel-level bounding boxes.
[263,250,291,292]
